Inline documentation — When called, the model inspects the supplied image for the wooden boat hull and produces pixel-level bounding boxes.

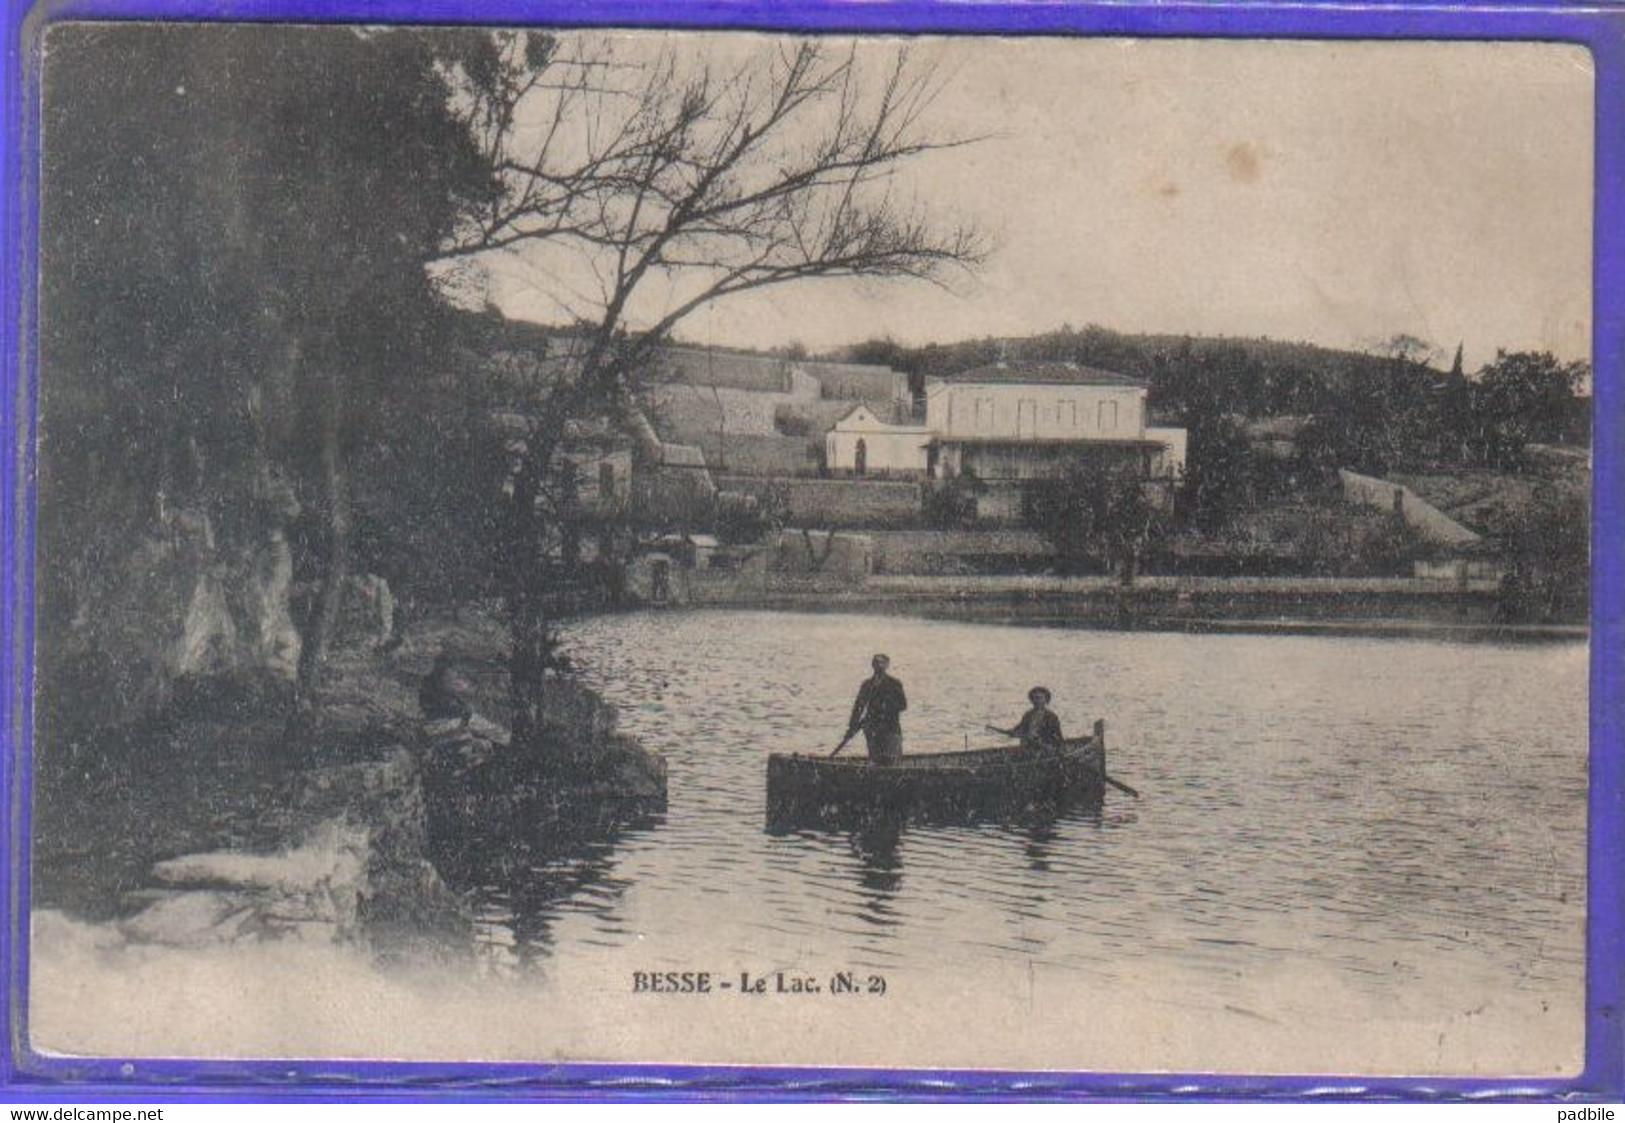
[766,722,1108,827]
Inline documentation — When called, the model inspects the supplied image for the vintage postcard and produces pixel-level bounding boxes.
[21,24,1594,1080]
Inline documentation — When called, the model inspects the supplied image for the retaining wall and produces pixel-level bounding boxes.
[715,475,923,527]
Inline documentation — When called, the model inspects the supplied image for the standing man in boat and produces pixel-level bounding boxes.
[994,686,1065,751]
[846,654,908,765]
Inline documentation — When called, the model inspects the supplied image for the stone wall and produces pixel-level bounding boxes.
[714,475,923,527]
[643,384,725,454]
[686,571,873,604]
[797,360,906,402]
[644,383,816,452]
[681,572,1514,630]
[714,386,806,433]
[713,434,822,477]
[867,529,1050,574]
[656,347,791,392]
[770,530,875,576]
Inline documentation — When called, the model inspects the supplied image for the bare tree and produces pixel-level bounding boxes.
[1374,333,1441,368]
[437,34,986,754]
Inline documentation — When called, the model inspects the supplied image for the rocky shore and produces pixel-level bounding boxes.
[106,749,468,959]
[31,603,666,966]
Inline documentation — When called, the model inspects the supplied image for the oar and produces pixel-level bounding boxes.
[1099,773,1141,799]
[984,725,1141,799]
[828,728,859,758]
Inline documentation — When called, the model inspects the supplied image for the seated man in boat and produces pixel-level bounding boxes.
[994,686,1065,751]
[846,654,907,765]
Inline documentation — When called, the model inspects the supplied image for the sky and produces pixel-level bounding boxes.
[479,34,1594,370]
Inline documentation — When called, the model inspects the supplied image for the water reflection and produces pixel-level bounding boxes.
[430,796,664,971]
[843,817,904,930]
[426,610,1584,1019]
[1018,814,1061,874]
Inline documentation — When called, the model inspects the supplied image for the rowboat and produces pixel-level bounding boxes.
[766,720,1109,827]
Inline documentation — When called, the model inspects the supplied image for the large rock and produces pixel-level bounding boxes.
[119,889,258,946]
[176,527,301,681]
[123,751,471,954]
[43,467,303,738]
[581,733,668,801]
[335,572,396,649]
[289,752,471,952]
[151,820,367,895]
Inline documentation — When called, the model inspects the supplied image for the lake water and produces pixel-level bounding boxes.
[30,610,1589,1073]
[429,610,1589,1073]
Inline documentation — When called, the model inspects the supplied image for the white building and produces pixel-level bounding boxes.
[825,405,934,476]
[924,362,1186,481]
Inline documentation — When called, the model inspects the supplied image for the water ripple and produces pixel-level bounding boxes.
[443,611,1587,1013]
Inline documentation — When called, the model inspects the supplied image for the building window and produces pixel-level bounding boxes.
[1061,400,1078,430]
[1018,399,1038,437]
[975,397,995,432]
[1099,401,1118,432]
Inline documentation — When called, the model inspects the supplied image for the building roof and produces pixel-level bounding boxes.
[832,404,932,433]
[934,361,1149,389]
[777,398,874,434]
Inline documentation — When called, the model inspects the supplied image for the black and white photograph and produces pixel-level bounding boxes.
[27,25,1592,1075]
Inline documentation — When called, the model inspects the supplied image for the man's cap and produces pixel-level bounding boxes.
[1028,686,1052,703]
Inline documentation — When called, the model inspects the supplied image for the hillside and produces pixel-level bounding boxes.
[834,325,1417,407]
[1392,451,1590,542]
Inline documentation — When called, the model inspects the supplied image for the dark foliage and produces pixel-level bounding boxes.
[923,474,986,529]
[1468,351,1592,470]
[39,24,498,715]
[1496,487,1590,622]
[1021,461,1171,580]
[715,487,787,545]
